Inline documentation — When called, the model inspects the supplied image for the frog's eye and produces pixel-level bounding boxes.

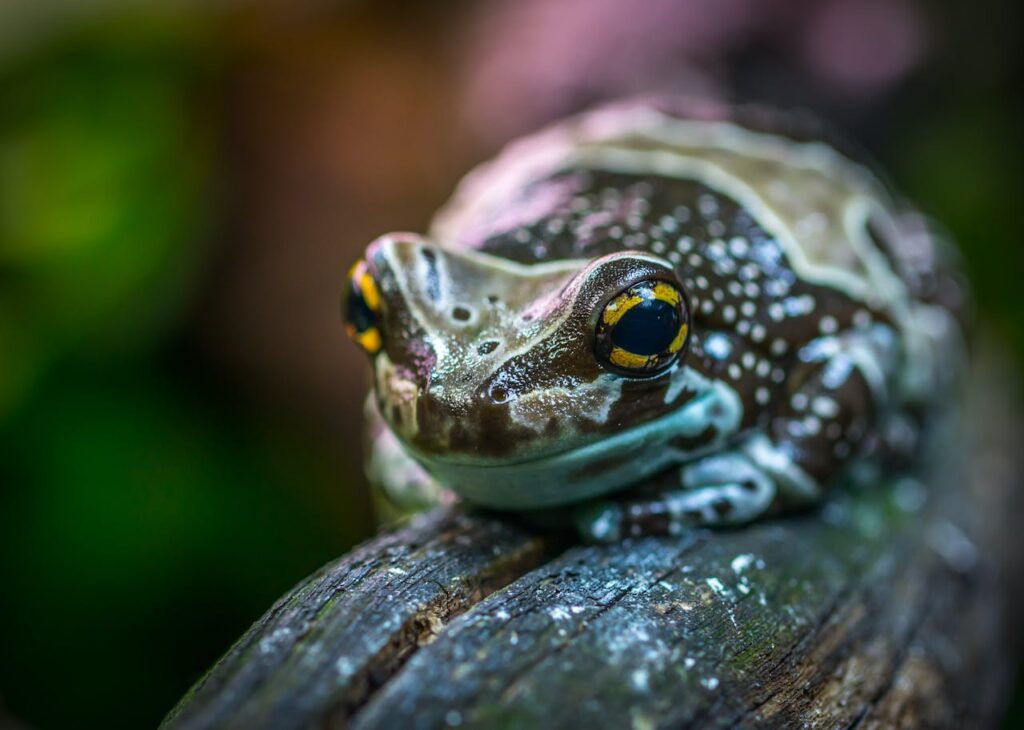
[595,279,689,375]
[344,259,383,355]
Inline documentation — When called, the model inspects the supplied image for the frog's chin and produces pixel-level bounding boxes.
[405,378,745,510]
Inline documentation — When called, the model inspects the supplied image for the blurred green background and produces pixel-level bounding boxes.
[0,0,1021,727]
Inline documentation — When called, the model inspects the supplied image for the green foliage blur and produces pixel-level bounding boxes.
[0,1,1021,728]
[0,9,376,728]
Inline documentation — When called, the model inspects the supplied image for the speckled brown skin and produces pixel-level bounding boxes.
[350,99,968,539]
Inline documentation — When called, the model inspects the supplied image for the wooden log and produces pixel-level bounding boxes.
[163,353,1024,729]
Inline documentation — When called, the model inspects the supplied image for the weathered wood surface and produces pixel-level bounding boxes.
[163,357,1024,730]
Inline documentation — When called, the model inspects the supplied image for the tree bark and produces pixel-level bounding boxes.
[163,352,1023,729]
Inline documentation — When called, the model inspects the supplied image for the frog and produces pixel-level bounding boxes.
[343,98,967,542]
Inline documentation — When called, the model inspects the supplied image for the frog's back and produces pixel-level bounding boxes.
[431,99,964,322]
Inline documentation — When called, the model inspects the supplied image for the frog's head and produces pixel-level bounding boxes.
[344,233,715,507]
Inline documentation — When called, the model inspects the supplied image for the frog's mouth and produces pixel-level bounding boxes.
[398,380,744,510]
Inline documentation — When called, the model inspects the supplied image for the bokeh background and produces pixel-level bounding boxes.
[1,0,1022,727]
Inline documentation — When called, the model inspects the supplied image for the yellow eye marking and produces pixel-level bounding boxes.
[601,292,644,326]
[349,260,381,312]
[609,347,656,370]
[359,272,380,311]
[345,259,384,355]
[345,323,383,355]
[668,322,689,354]
[356,327,382,354]
[602,281,681,327]
[651,281,681,307]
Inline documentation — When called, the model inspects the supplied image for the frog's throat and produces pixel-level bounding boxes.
[390,369,744,510]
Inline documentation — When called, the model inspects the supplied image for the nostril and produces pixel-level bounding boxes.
[478,340,499,355]
[452,306,472,322]
[488,383,509,404]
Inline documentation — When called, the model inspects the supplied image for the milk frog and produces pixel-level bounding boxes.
[343,99,967,542]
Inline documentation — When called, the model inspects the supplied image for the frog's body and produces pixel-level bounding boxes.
[347,99,966,541]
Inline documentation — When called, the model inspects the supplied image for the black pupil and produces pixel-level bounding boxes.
[346,281,376,333]
[610,296,680,356]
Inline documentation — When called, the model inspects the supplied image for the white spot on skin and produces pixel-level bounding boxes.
[819,315,838,334]
[729,237,749,256]
[740,301,756,318]
[739,263,759,281]
[723,305,736,323]
[770,338,788,356]
[755,387,771,405]
[791,393,808,410]
[751,324,766,342]
[704,333,733,360]
[853,309,872,328]
[701,677,720,690]
[699,195,718,217]
[783,296,811,317]
[728,364,742,380]
[811,396,839,418]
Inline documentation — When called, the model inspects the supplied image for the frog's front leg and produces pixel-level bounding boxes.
[576,448,780,541]
[363,396,450,517]
[578,328,892,543]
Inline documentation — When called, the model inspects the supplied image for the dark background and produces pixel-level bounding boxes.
[1,0,1021,727]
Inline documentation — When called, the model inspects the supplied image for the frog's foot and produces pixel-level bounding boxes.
[575,448,783,543]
